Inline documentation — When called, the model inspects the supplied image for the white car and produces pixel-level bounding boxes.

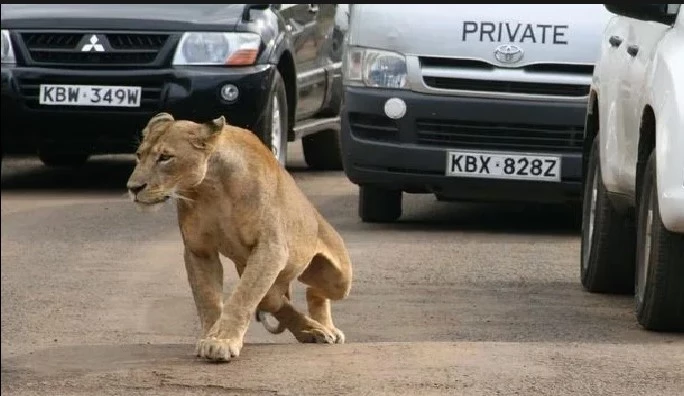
[581,4,684,331]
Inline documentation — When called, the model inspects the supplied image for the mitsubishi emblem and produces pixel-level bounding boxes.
[81,35,105,52]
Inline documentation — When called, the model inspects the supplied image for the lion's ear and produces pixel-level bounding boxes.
[192,115,226,150]
[142,112,175,137]
[206,115,226,134]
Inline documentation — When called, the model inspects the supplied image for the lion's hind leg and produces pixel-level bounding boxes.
[298,219,353,344]
[305,285,345,343]
[257,276,338,344]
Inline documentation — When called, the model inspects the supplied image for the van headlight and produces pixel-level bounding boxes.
[344,47,408,89]
[172,32,261,66]
[1,30,16,65]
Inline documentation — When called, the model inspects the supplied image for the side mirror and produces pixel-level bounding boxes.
[604,4,678,25]
[242,4,270,22]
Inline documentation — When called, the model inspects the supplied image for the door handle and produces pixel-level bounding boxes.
[308,4,319,14]
[627,44,639,57]
[608,35,623,47]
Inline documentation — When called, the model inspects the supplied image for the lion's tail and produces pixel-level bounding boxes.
[256,310,287,334]
[255,286,291,334]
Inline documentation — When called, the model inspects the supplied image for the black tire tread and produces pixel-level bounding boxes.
[302,129,343,171]
[580,138,635,294]
[635,152,684,331]
[359,185,402,223]
[259,70,289,167]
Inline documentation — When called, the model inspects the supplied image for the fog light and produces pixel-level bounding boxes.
[220,84,239,102]
[384,97,406,120]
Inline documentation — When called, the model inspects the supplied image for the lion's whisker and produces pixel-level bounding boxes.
[170,191,195,202]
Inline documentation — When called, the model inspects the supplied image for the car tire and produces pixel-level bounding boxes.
[258,70,289,167]
[580,138,635,293]
[359,185,402,223]
[38,151,90,168]
[635,151,684,331]
[302,128,343,171]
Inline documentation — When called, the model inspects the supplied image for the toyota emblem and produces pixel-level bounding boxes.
[494,44,524,65]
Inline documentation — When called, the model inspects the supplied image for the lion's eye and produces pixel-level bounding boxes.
[157,153,174,163]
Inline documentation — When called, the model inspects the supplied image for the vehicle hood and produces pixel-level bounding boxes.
[0,4,245,31]
[348,4,614,66]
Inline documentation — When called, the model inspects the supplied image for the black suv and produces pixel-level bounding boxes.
[0,4,347,170]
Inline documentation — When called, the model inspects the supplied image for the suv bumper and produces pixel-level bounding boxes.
[340,87,588,204]
[1,64,275,154]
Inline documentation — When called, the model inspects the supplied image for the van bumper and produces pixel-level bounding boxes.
[340,86,588,203]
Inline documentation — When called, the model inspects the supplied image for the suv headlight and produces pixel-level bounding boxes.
[1,30,16,65]
[172,32,261,66]
[344,47,407,89]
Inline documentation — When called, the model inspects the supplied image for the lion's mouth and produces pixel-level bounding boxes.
[134,196,170,205]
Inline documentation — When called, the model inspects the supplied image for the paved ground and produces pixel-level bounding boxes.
[2,143,683,396]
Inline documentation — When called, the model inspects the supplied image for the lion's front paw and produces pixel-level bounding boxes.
[195,336,243,362]
[329,327,346,344]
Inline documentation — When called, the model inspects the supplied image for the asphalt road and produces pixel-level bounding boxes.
[2,143,683,396]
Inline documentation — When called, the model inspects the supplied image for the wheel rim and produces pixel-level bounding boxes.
[582,167,599,270]
[637,188,654,305]
[270,96,283,163]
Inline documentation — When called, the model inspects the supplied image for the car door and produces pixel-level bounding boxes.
[617,4,680,196]
[277,4,327,120]
[597,14,632,193]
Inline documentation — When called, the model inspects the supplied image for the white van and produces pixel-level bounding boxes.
[339,4,613,222]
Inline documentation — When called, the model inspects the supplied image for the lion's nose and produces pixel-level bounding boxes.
[127,182,147,195]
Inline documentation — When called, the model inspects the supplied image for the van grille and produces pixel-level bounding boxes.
[418,57,593,98]
[415,119,584,153]
[348,113,399,142]
[423,77,590,97]
[419,57,594,75]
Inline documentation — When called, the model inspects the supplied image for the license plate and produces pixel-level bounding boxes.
[39,84,142,107]
[445,150,561,182]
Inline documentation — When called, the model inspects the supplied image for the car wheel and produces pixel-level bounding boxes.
[359,185,402,223]
[302,128,343,171]
[580,138,635,293]
[635,151,684,331]
[259,70,289,167]
[38,151,90,168]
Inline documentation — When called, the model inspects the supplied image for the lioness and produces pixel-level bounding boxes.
[126,113,353,362]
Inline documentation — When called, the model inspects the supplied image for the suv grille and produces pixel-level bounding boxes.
[416,119,584,153]
[18,32,172,67]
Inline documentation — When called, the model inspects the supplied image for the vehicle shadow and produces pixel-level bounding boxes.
[1,153,581,238]
[0,152,322,192]
[315,191,582,237]
[1,155,137,192]
[378,201,580,235]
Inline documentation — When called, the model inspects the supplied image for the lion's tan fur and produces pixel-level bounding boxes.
[126,113,353,361]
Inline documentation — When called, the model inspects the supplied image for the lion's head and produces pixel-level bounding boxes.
[126,112,225,211]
